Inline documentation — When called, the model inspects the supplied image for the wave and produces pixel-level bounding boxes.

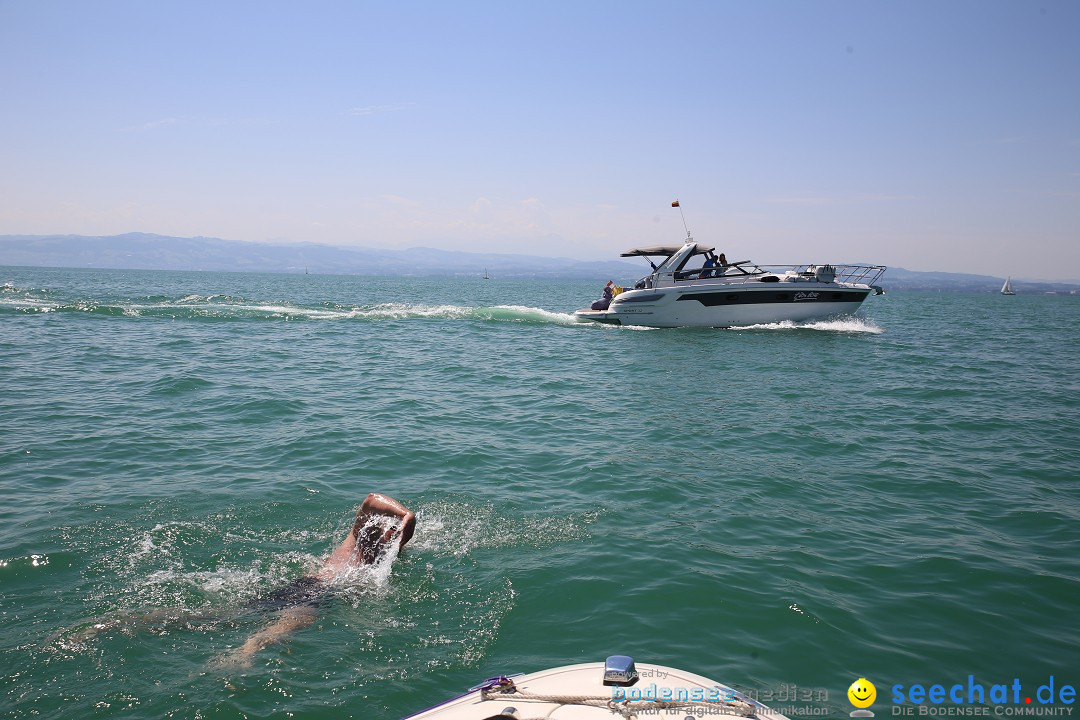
[729,316,884,333]
[0,293,580,325]
[476,304,578,325]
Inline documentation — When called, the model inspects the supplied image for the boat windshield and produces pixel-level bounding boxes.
[654,243,698,274]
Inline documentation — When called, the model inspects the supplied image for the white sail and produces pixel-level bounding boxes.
[1001,277,1015,295]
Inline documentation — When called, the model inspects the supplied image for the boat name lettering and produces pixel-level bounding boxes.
[793,292,820,301]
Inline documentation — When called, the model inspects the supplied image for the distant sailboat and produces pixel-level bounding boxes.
[1001,277,1015,295]
[482,268,490,280]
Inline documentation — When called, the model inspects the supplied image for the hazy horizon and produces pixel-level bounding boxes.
[2,2,1078,279]
[9,231,1080,288]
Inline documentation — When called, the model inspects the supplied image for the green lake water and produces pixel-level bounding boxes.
[2,267,1077,718]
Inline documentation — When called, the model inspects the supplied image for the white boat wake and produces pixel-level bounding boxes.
[729,317,884,333]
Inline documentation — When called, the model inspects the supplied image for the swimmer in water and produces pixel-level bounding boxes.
[59,494,415,668]
[215,493,416,667]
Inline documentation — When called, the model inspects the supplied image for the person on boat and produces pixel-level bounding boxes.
[715,253,730,275]
[699,253,718,278]
[590,280,615,310]
[216,492,416,667]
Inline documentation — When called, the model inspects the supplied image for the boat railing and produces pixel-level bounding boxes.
[671,262,886,287]
[758,264,887,286]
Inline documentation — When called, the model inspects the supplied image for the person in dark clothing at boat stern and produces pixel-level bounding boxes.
[591,280,615,310]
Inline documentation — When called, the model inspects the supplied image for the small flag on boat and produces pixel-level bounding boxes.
[671,200,680,207]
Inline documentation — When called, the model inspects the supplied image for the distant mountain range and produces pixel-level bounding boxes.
[2,233,1078,293]
[0,233,635,281]
[869,267,1077,293]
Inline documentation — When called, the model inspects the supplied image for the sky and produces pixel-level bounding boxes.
[1,1,1078,279]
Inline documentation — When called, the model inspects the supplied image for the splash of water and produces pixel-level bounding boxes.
[327,513,403,593]
[409,501,599,557]
[730,316,883,333]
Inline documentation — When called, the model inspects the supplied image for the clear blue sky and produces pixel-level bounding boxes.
[2,1,1078,279]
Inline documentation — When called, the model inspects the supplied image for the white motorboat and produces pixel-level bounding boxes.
[402,655,791,719]
[575,241,886,328]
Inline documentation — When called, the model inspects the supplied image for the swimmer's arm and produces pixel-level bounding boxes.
[361,493,416,547]
[322,529,358,576]
[395,509,416,547]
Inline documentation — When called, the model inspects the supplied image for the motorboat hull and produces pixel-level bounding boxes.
[402,661,790,719]
[576,284,872,328]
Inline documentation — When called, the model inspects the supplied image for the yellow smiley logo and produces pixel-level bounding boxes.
[848,678,876,709]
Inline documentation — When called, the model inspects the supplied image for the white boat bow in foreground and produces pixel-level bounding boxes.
[403,655,791,719]
[575,241,885,328]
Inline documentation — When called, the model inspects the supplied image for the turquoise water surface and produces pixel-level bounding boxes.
[2,267,1078,719]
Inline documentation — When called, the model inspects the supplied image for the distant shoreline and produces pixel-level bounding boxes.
[2,233,1078,292]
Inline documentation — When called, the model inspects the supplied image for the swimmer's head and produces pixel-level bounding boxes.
[351,510,399,565]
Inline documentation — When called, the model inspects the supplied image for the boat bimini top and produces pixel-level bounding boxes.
[620,242,714,259]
